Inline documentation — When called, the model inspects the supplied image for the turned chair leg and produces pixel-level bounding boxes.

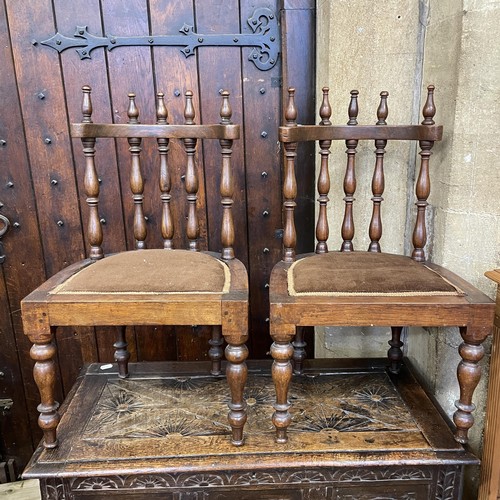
[209,326,224,376]
[453,326,489,444]
[114,326,130,379]
[292,328,307,375]
[388,326,404,374]
[224,341,248,446]
[271,329,295,444]
[30,327,60,449]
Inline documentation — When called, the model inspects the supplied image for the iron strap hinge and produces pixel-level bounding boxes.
[39,8,280,71]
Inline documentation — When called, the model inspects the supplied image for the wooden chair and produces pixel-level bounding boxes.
[21,87,249,448]
[270,85,494,445]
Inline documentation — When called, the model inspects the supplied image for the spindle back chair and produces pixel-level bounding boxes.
[270,85,493,445]
[21,86,249,448]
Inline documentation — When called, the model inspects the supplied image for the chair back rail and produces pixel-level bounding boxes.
[279,85,443,263]
[71,86,239,260]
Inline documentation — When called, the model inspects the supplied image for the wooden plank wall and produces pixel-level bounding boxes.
[0,0,315,473]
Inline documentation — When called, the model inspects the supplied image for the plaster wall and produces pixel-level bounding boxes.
[316,0,500,493]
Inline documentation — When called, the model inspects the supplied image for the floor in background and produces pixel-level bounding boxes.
[0,480,39,499]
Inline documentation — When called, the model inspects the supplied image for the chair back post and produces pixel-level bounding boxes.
[316,87,332,254]
[368,91,388,252]
[156,92,174,249]
[127,93,147,249]
[81,86,104,260]
[412,85,436,262]
[341,90,359,251]
[182,91,199,251]
[219,91,235,260]
[283,88,298,263]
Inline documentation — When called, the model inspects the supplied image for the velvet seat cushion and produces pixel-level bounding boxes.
[52,249,230,295]
[288,252,463,297]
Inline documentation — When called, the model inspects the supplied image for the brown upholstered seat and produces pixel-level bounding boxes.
[21,87,249,451]
[288,252,462,297]
[53,250,230,296]
[269,85,494,447]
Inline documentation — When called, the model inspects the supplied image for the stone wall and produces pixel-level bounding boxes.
[315,0,500,494]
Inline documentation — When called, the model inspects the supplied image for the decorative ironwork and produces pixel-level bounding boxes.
[0,213,10,264]
[39,7,279,71]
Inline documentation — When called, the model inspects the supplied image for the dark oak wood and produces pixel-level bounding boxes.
[1,0,317,470]
[21,88,249,449]
[270,86,494,447]
[24,359,476,499]
[478,270,500,500]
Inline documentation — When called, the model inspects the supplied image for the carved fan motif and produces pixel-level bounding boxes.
[82,371,417,441]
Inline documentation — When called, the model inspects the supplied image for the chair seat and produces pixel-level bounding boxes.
[52,249,230,296]
[288,252,463,297]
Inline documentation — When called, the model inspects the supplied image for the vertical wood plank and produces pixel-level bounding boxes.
[194,0,248,265]
[149,0,208,253]
[0,1,47,463]
[149,0,209,361]
[5,0,84,404]
[188,0,248,362]
[54,0,130,366]
[280,0,316,358]
[240,0,282,358]
[101,0,178,362]
[478,284,500,500]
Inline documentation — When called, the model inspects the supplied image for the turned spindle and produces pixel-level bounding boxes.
[183,91,199,251]
[81,86,103,260]
[219,91,235,260]
[283,88,298,263]
[156,92,174,249]
[412,85,436,261]
[368,91,388,252]
[316,87,332,254]
[31,339,60,448]
[114,326,130,378]
[127,93,147,249]
[341,90,359,251]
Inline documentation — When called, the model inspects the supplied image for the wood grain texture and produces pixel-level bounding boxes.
[478,275,500,500]
[5,0,317,468]
[271,89,493,446]
[21,104,250,449]
[23,360,475,499]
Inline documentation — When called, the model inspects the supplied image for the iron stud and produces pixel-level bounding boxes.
[261,131,268,138]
